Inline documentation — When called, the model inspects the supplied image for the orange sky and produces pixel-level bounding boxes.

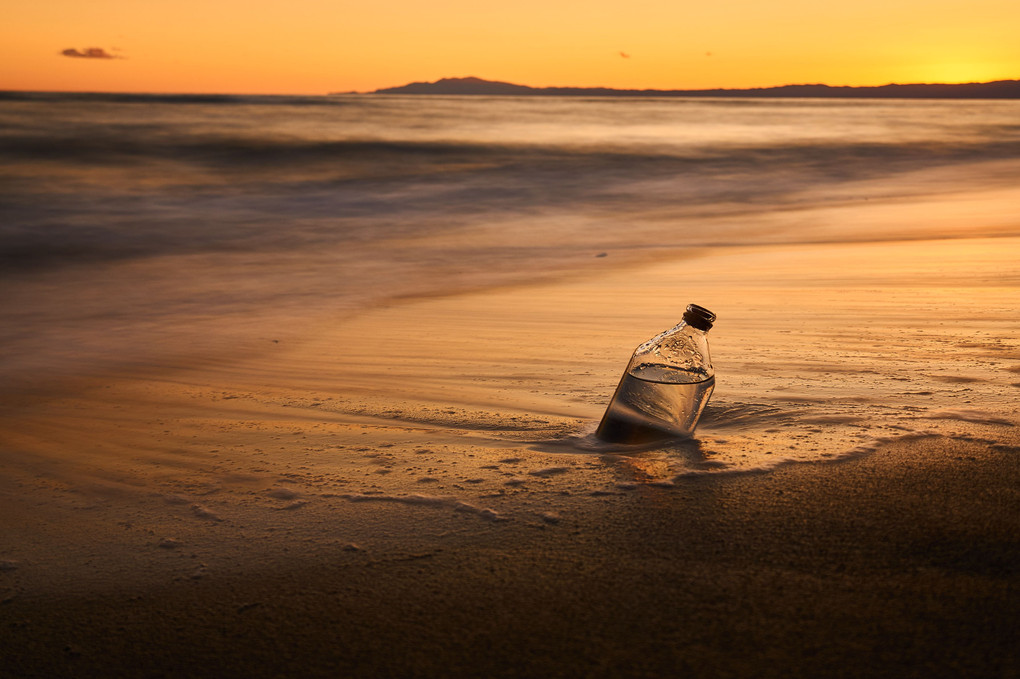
[3,0,1018,94]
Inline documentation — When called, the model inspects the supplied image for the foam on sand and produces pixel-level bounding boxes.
[344,494,505,521]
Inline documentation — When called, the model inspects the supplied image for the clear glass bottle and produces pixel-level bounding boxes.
[595,304,716,444]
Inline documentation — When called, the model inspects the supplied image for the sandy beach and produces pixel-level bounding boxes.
[2,232,1018,677]
[6,0,1020,661]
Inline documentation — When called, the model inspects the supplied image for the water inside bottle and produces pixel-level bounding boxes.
[596,366,715,444]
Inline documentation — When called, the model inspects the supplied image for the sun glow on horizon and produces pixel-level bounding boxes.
[2,0,1018,95]
[907,63,1013,86]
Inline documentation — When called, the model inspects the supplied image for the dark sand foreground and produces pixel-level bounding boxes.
[3,434,1018,678]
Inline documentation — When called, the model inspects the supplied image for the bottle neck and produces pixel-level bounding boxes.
[683,321,709,336]
[676,320,710,340]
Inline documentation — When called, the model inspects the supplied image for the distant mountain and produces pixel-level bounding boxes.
[373,76,534,95]
[371,76,1020,99]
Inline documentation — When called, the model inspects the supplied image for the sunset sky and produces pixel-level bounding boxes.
[3,0,1018,94]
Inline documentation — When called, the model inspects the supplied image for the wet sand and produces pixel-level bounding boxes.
[2,236,1018,677]
[4,435,1018,678]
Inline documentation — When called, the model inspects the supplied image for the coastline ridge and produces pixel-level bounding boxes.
[368,75,1020,99]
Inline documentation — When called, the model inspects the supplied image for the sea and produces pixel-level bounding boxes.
[2,91,1018,476]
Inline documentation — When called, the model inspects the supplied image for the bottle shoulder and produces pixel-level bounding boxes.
[630,324,713,381]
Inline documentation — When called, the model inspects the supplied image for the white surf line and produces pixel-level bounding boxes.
[342,493,505,521]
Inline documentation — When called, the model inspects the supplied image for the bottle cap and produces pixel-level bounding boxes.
[683,304,716,331]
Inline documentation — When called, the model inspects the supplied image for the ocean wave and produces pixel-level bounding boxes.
[4,129,1020,174]
[4,95,1020,274]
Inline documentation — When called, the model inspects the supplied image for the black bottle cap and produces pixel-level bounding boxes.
[683,304,716,331]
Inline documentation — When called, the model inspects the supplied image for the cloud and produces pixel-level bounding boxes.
[619,51,631,59]
[60,47,120,59]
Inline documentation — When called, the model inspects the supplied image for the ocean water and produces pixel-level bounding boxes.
[4,92,1019,270]
[2,92,1018,483]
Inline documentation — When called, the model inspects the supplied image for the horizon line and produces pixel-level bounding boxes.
[2,75,1019,99]
[374,74,1020,88]
[362,75,1020,95]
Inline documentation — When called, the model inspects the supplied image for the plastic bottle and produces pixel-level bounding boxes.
[595,304,716,444]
